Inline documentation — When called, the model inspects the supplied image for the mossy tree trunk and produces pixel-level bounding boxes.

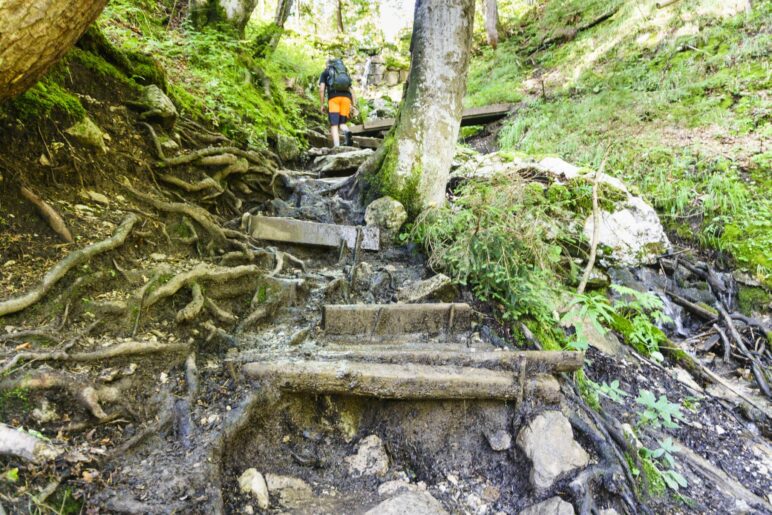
[485,0,499,49]
[188,0,258,35]
[0,0,108,102]
[371,0,475,216]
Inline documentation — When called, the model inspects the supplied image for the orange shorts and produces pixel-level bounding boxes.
[328,96,351,125]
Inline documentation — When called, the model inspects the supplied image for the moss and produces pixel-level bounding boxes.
[67,48,139,92]
[640,456,667,497]
[367,134,423,219]
[5,77,85,121]
[737,286,771,316]
[0,386,30,418]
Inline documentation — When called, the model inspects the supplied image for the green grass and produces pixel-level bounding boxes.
[467,0,772,285]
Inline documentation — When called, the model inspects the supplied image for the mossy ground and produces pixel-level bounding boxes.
[466,0,771,287]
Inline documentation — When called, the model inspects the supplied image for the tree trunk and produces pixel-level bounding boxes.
[274,0,294,27]
[370,0,475,215]
[188,0,258,35]
[336,0,345,33]
[485,0,499,49]
[0,0,108,102]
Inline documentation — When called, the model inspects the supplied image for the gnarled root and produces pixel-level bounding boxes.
[0,214,138,318]
[143,263,261,309]
[20,185,74,243]
[0,423,62,463]
[176,283,205,323]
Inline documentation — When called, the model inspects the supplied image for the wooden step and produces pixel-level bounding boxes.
[243,215,379,251]
[350,103,514,136]
[322,303,473,338]
[242,359,560,402]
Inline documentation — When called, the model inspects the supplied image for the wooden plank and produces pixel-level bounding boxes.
[322,303,473,336]
[245,215,379,251]
[242,359,561,402]
[350,103,514,135]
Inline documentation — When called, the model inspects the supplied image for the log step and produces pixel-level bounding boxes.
[322,303,473,338]
[242,359,560,402]
[243,215,379,251]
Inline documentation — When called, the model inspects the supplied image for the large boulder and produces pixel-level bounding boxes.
[365,196,408,234]
[313,149,373,177]
[519,496,575,515]
[517,411,590,490]
[365,491,448,515]
[584,195,670,266]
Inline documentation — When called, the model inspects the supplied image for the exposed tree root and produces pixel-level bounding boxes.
[204,297,238,324]
[143,263,261,308]
[20,185,74,243]
[0,214,139,318]
[157,173,222,193]
[202,321,236,346]
[0,423,62,463]
[176,282,205,323]
[268,248,307,277]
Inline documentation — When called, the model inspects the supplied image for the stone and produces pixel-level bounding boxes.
[560,302,625,356]
[584,195,670,266]
[139,85,177,128]
[313,149,373,176]
[519,496,575,515]
[378,480,417,497]
[585,268,610,289]
[598,509,619,515]
[384,70,401,86]
[244,215,379,251]
[238,469,269,510]
[322,303,472,337]
[81,190,110,205]
[397,274,457,304]
[159,135,179,153]
[365,196,408,233]
[365,491,448,515]
[346,435,389,477]
[65,116,107,152]
[265,474,313,508]
[539,157,582,179]
[277,133,301,162]
[485,429,512,451]
[517,411,590,490]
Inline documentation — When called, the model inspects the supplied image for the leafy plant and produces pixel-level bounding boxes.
[636,389,685,429]
[640,438,688,492]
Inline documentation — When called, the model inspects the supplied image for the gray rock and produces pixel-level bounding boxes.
[277,133,301,162]
[365,196,407,233]
[397,274,457,303]
[345,434,389,477]
[139,85,177,128]
[517,411,590,490]
[238,469,269,509]
[265,474,313,508]
[65,116,107,152]
[365,491,448,515]
[485,429,512,451]
[313,149,373,176]
[519,496,575,515]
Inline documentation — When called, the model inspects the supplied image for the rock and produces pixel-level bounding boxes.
[353,261,374,292]
[238,469,269,510]
[65,116,107,152]
[517,411,590,490]
[539,157,582,179]
[313,149,373,176]
[139,85,177,128]
[560,301,625,356]
[519,496,575,515]
[397,274,457,303]
[365,491,448,515]
[346,434,389,477]
[598,509,620,515]
[584,195,670,266]
[378,480,417,497]
[585,268,610,289]
[277,133,301,162]
[80,190,110,205]
[265,474,313,508]
[365,196,407,234]
[485,429,512,451]
[159,135,179,153]
[384,70,401,86]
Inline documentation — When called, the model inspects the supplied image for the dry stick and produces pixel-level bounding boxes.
[712,323,732,362]
[577,156,607,294]
[20,185,74,243]
[0,214,138,318]
[667,291,718,321]
[718,305,771,397]
[0,423,62,463]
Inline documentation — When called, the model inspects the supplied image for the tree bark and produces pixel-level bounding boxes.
[274,0,294,27]
[188,0,258,35]
[485,0,499,49]
[371,0,476,215]
[336,0,345,33]
[0,0,108,102]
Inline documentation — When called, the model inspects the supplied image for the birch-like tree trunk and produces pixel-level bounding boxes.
[0,0,108,102]
[485,0,499,49]
[189,0,258,35]
[372,0,475,215]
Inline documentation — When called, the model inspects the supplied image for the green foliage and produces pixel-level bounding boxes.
[609,285,670,359]
[737,286,771,316]
[640,438,689,493]
[5,76,85,121]
[635,389,685,429]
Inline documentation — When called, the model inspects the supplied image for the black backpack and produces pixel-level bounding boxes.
[326,59,352,91]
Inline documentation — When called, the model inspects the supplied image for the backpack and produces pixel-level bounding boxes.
[326,59,352,91]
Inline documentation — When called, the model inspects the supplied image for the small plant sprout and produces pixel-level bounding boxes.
[635,389,686,429]
[640,438,688,492]
[598,379,629,403]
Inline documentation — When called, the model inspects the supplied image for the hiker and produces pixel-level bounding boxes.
[319,58,358,147]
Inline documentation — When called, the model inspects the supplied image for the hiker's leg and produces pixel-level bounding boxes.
[339,97,352,146]
[330,125,340,147]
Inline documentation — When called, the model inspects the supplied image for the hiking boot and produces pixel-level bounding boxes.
[343,130,353,147]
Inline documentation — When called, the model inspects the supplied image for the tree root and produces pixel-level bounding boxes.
[20,185,74,243]
[0,214,138,318]
[204,297,238,324]
[157,173,222,193]
[0,423,62,463]
[176,283,205,323]
[143,263,261,308]
[268,248,307,277]
[202,321,236,346]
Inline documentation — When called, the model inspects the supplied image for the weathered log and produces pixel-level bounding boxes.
[0,423,61,463]
[0,214,138,317]
[666,291,718,321]
[242,359,560,402]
